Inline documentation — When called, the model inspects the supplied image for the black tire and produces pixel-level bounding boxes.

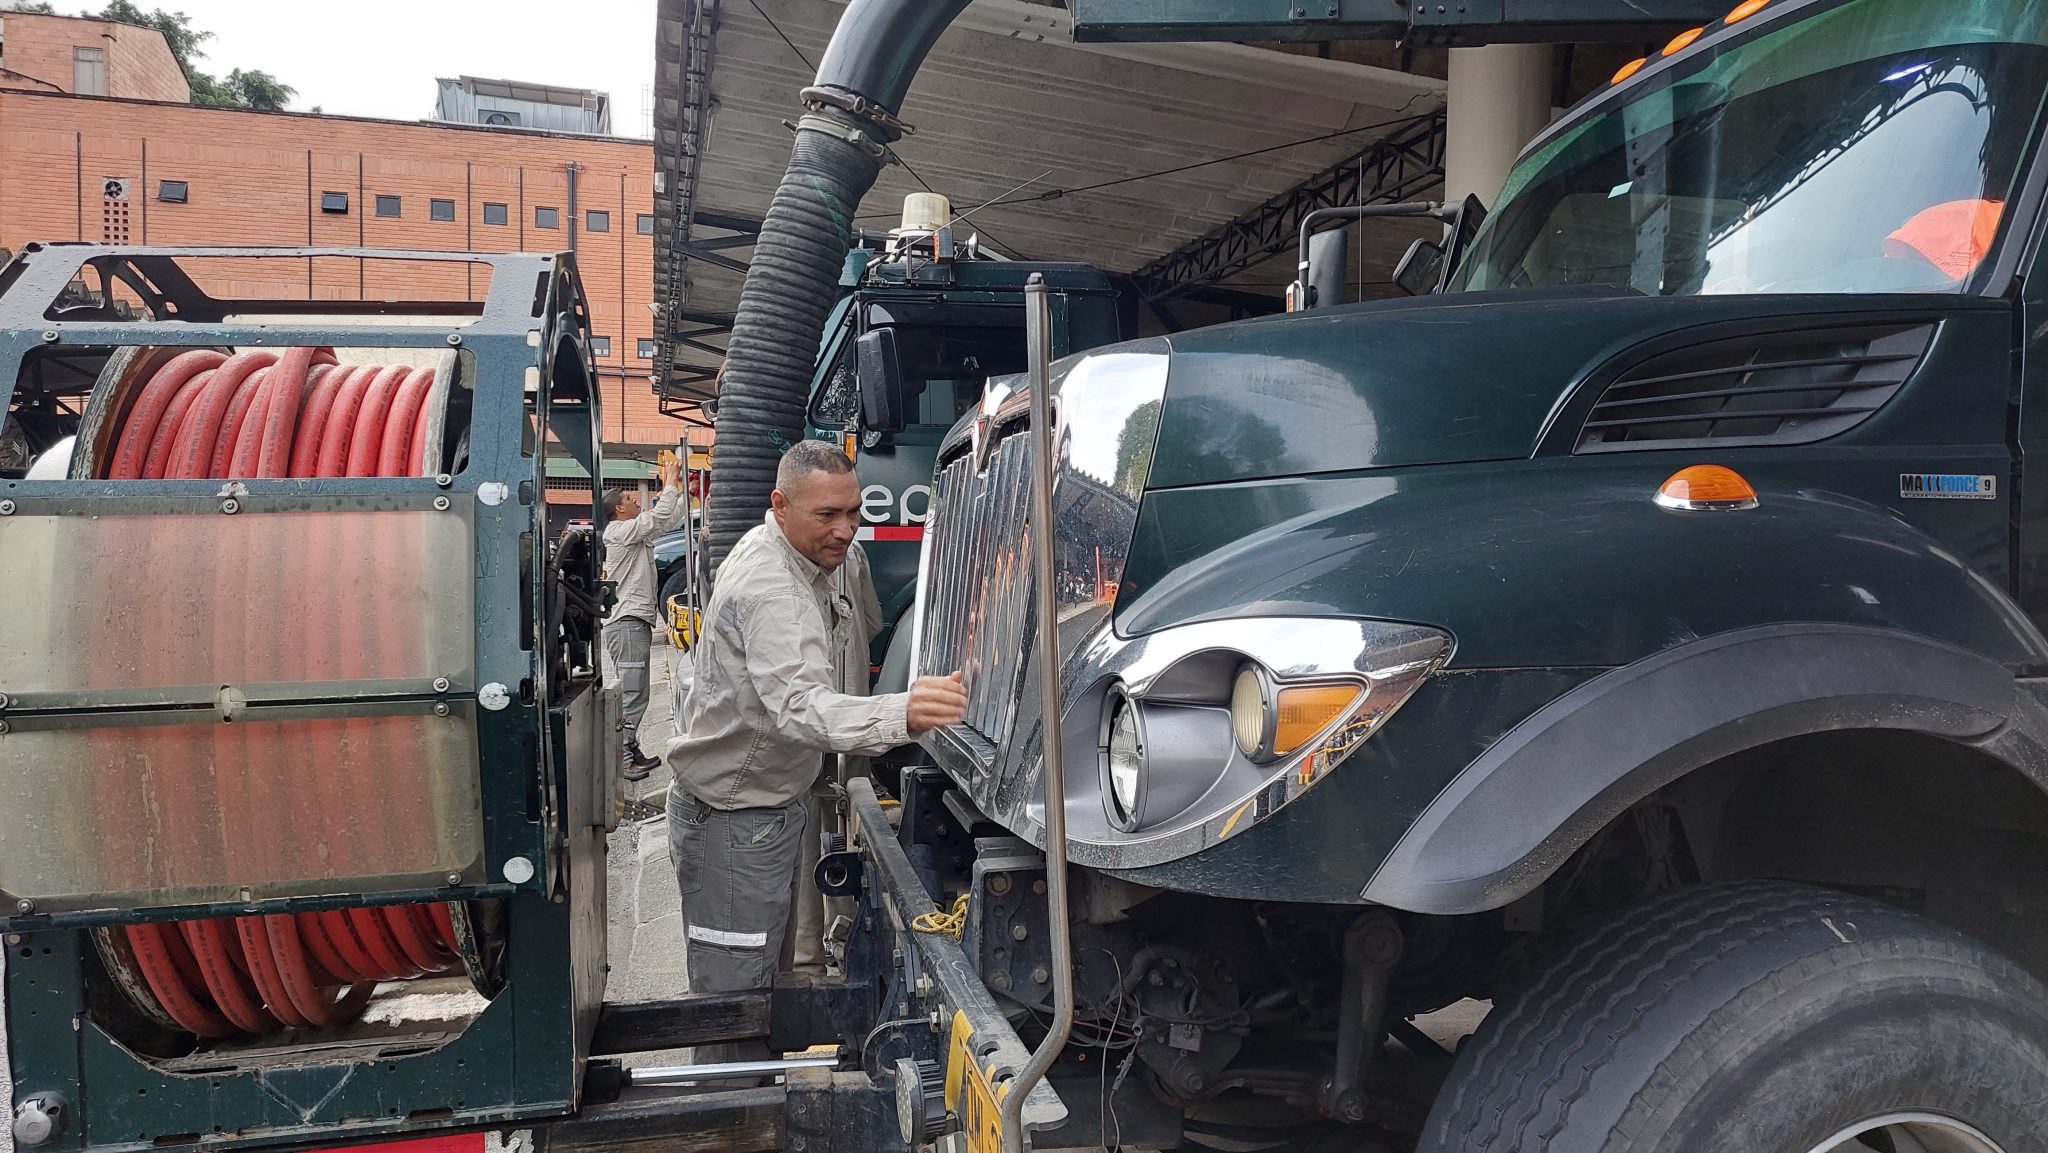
[1419,882,2048,1153]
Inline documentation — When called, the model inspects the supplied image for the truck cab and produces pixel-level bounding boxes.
[803,235,1120,669]
[653,228,1121,661]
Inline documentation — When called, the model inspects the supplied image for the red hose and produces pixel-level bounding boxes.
[100,346,470,1038]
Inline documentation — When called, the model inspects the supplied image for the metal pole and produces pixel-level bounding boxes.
[1001,273,1073,1153]
[624,1054,839,1087]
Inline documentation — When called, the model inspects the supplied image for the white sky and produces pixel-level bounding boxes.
[85,0,658,134]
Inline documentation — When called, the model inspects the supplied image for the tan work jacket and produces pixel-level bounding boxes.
[667,512,900,810]
[601,484,689,626]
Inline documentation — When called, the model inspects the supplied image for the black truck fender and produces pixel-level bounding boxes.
[1360,623,2030,916]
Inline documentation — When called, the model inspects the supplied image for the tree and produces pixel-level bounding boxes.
[88,2,296,110]
[1,4,61,14]
[219,67,292,110]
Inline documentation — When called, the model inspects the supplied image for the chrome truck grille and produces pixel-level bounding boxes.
[919,427,1035,749]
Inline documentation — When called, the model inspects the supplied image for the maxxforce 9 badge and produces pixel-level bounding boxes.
[1900,474,1997,500]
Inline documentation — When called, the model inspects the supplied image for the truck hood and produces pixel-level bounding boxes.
[1147,286,1657,487]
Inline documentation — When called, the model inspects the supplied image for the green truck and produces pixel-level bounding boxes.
[712,0,2048,1149]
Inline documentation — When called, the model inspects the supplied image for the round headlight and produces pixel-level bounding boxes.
[1232,664,1273,761]
[1102,691,1144,830]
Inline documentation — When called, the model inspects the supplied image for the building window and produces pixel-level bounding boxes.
[535,206,559,229]
[590,336,611,358]
[586,210,610,233]
[375,195,401,218]
[637,338,657,360]
[320,191,349,214]
[73,46,105,96]
[430,198,456,222]
[636,213,655,235]
[157,180,189,204]
[483,202,508,226]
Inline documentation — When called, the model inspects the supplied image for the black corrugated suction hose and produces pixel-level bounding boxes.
[704,0,972,576]
[706,110,881,573]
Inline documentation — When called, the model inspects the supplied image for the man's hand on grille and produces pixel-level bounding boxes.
[907,671,968,735]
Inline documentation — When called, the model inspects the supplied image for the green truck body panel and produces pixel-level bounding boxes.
[1089,290,2048,898]
[1018,284,2045,897]
[1123,295,2038,670]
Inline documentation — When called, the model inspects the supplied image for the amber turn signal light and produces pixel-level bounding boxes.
[1655,465,1759,512]
[1272,683,1365,758]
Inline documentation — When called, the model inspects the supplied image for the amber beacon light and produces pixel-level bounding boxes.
[1655,465,1760,512]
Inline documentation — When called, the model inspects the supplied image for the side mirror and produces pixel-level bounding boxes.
[1292,227,1350,312]
[856,328,905,434]
[1393,239,1446,296]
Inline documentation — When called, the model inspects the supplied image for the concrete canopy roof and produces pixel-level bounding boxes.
[653,0,1448,401]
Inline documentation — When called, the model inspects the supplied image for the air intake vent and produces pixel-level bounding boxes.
[1575,322,1935,453]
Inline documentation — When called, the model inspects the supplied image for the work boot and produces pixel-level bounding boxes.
[623,739,659,781]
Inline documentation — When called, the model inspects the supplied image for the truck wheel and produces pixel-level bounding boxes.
[1418,882,2048,1153]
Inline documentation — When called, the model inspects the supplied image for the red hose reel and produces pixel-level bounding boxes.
[89,345,493,1038]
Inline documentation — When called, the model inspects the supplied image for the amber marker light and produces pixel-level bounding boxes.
[1655,464,1759,512]
[1272,683,1366,758]
[1663,26,1706,55]
[1612,57,1648,85]
[1725,0,1769,23]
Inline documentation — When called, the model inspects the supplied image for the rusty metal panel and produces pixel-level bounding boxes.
[0,509,474,706]
[0,705,481,912]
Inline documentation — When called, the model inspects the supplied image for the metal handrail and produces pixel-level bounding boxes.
[999,273,1074,1153]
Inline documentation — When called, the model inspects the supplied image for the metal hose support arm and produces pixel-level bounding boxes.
[703,0,970,574]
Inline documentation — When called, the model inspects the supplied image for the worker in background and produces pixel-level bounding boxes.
[602,453,689,780]
[667,440,966,1069]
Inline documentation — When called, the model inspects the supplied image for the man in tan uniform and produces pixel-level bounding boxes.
[602,453,689,778]
[666,441,964,1047]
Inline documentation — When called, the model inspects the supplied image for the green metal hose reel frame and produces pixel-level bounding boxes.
[0,244,615,1152]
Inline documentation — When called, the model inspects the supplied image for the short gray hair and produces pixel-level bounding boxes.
[776,439,855,495]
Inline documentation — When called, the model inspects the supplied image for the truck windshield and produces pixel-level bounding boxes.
[1450,0,2048,297]
[814,302,1027,430]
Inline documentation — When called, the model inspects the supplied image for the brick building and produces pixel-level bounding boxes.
[0,10,187,101]
[0,12,682,466]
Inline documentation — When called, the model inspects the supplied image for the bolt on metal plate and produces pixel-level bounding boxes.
[433,495,451,511]
[0,499,15,515]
